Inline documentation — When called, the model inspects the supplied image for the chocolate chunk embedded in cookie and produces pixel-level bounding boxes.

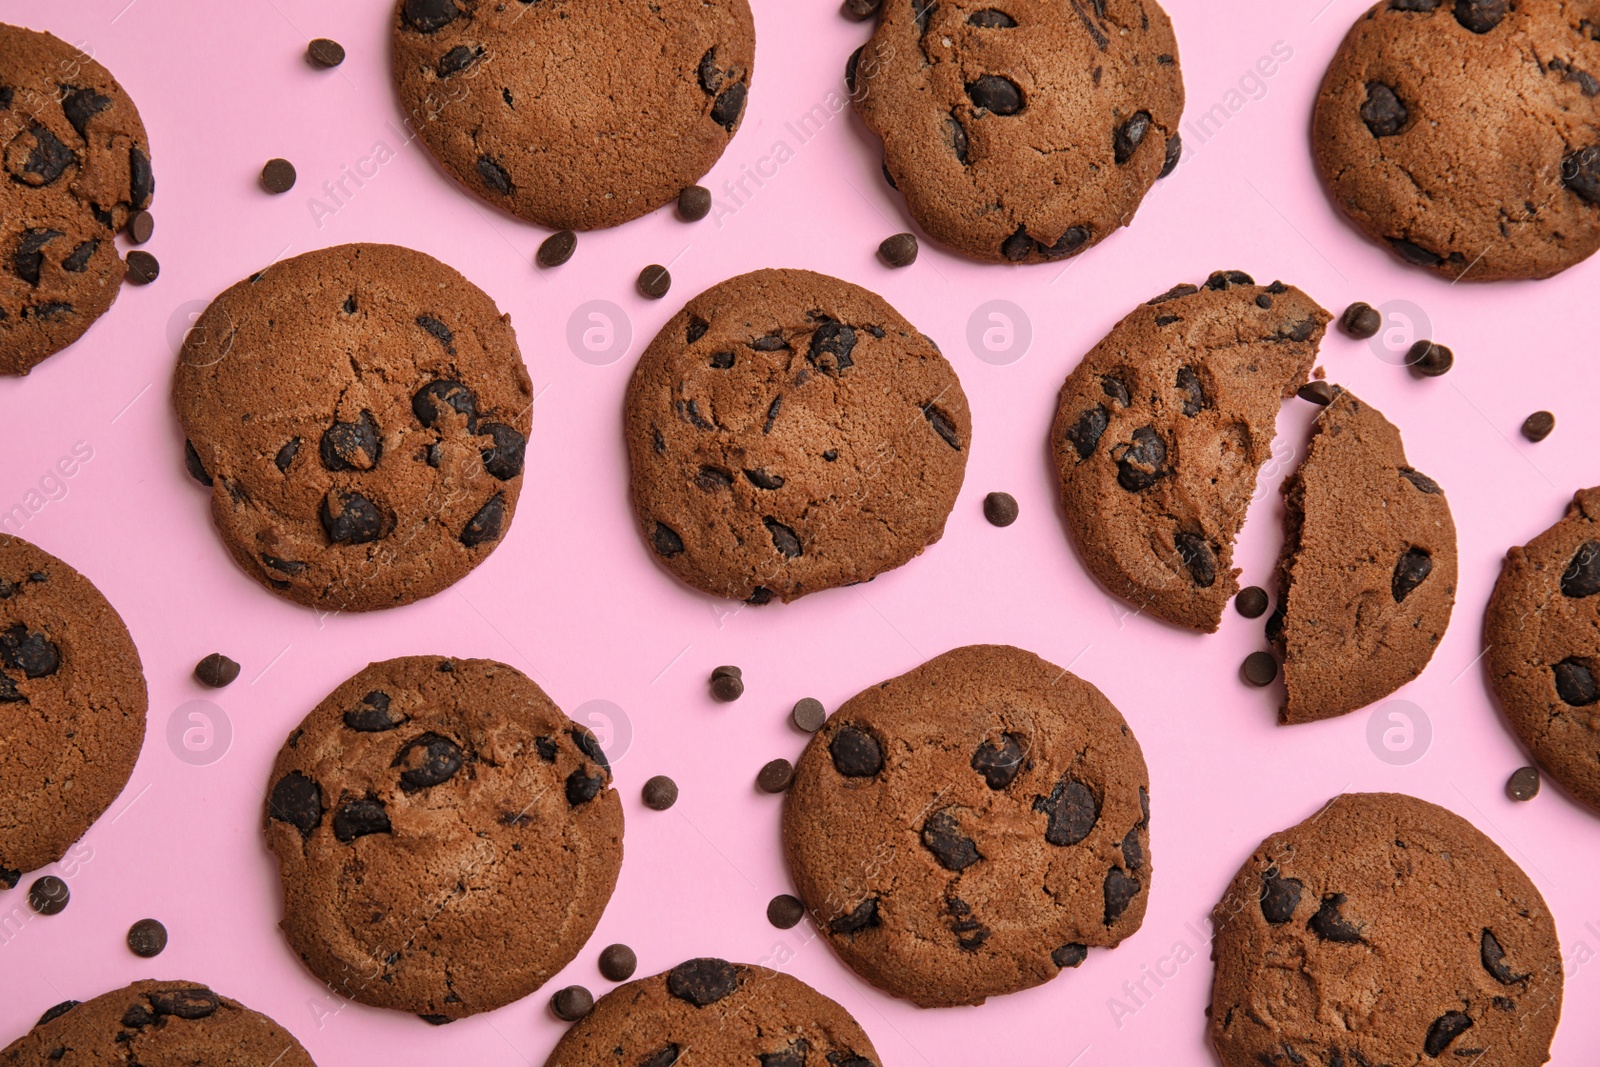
[264,656,623,1020]
[854,0,1184,263]
[2,980,316,1065]
[174,243,531,612]
[1052,272,1328,632]
[545,959,880,1067]
[391,0,754,230]
[624,268,970,603]
[1210,793,1562,1067]
[1486,487,1600,816]
[1313,0,1600,280]
[1273,389,1457,723]
[0,535,146,890]
[1,23,154,374]
[782,644,1151,1007]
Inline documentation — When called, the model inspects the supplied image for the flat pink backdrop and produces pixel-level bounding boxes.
[2,0,1597,1062]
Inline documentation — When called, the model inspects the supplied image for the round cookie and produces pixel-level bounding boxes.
[624,268,970,604]
[782,644,1150,1007]
[264,656,623,1021]
[1486,487,1600,816]
[1209,793,1562,1067]
[1,22,154,374]
[1052,271,1328,633]
[390,0,754,231]
[0,535,146,891]
[851,0,1184,264]
[1271,388,1457,723]
[2,980,316,1066]
[173,243,531,613]
[546,958,880,1067]
[1313,0,1600,281]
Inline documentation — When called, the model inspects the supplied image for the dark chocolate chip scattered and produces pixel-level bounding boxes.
[62,239,97,273]
[1391,547,1432,602]
[983,491,1019,527]
[1453,0,1506,32]
[711,83,747,130]
[479,422,526,480]
[62,88,110,138]
[537,230,576,268]
[1033,776,1098,845]
[642,775,679,810]
[333,797,391,842]
[1113,110,1151,164]
[1241,651,1278,687]
[678,185,712,221]
[1563,146,1600,203]
[1506,766,1540,802]
[744,468,785,490]
[551,985,593,1021]
[1399,467,1441,494]
[1103,868,1139,923]
[566,768,605,806]
[1307,893,1362,942]
[321,491,383,545]
[830,726,883,777]
[765,518,803,558]
[36,1001,78,1026]
[1390,237,1443,266]
[1236,586,1269,618]
[1174,532,1216,586]
[1339,302,1381,338]
[1206,270,1255,290]
[344,690,403,732]
[921,811,982,870]
[638,265,671,299]
[599,943,637,982]
[711,671,744,702]
[308,38,346,67]
[1159,132,1182,177]
[792,698,826,732]
[1361,82,1408,136]
[842,0,881,18]
[1065,405,1109,460]
[27,875,68,915]
[149,988,219,1019]
[879,233,918,267]
[437,45,483,76]
[573,726,611,771]
[182,441,212,485]
[404,0,459,32]
[945,112,970,164]
[477,155,512,194]
[274,437,300,473]
[1424,1011,1474,1057]
[127,918,168,958]
[1260,867,1302,923]
[1561,542,1600,598]
[394,732,464,791]
[971,733,1025,789]
[829,898,880,935]
[1408,341,1453,377]
[757,758,793,793]
[1298,380,1335,405]
[194,653,240,688]
[320,410,383,469]
[640,1047,682,1067]
[1053,943,1088,968]
[969,7,1017,25]
[767,894,806,929]
[967,74,1023,114]
[13,124,74,186]
[845,46,864,93]
[269,771,323,836]
[651,523,684,557]
[1481,927,1527,982]
[126,209,154,244]
[1554,657,1598,705]
[129,146,153,206]
[1113,426,1167,491]
[261,158,297,194]
[1521,411,1555,442]
[460,494,505,547]
[124,250,159,285]
[668,958,739,1006]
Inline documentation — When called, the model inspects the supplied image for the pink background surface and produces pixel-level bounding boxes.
[2,0,1598,1062]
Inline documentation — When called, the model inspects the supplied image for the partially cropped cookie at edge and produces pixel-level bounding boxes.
[851,0,1184,264]
[173,243,531,613]
[783,644,1151,1007]
[1486,487,1600,817]
[1,22,154,375]
[624,268,970,604]
[0,535,146,891]
[2,979,317,1066]
[545,958,880,1067]
[391,0,754,231]
[1312,0,1600,281]
[1272,388,1457,723]
[1052,271,1328,633]
[1209,793,1562,1067]
[264,656,622,1021]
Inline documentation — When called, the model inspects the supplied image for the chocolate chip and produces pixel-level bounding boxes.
[879,232,918,267]
[1424,1011,1474,1057]
[321,491,383,545]
[1505,766,1540,802]
[1561,542,1600,598]
[308,38,346,67]
[126,209,155,245]
[1052,943,1088,968]
[921,811,982,870]
[61,238,97,274]
[1298,380,1335,405]
[1361,82,1408,136]
[651,522,684,558]
[537,230,576,268]
[1563,146,1600,203]
[807,321,856,374]
[269,771,323,836]
[1173,365,1206,416]
[177,440,211,486]
[1408,341,1453,377]
[1034,776,1098,845]
[461,494,505,547]
[1390,237,1443,266]
[968,74,1023,114]
[1114,426,1167,490]
[1236,586,1269,618]
[1103,868,1139,923]
[1159,132,1182,177]
[640,1047,682,1067]
[842,0,882,19]
[1174,532,1216,586]
[194,653,240,688]
[129,146,153,206]
[412,381,477,431]
[829,898,880,935]
[1307,893,1362,942]
[1453,0,1505,31]
[36,1001,78,1026]
[13,228,62,287]
[711,83,747,130]
[566,768,605,806]
[1339,302,1381,338]
[27,875,67,915]
[983,491,1019,527]
[765,518,802,558]
[127,918,168,958]
[760,895,805,932]
[12,125,74,186]
[61,87,111,137]
[480,422,526,480]
[791,698,826,733]
[1554,657,1598,705]
[1481,927,1527,983]
[1035,225,1090,260]
[757,758,794,793]
[678,185,712,221]
[1206,270,1255,290]
[1260,867,1302,923]
[698,47,725,92]
[642,775,679,810]
[845,46,864,93]
[437,45,483,76]
[970,8,1017,25]
[0,624,58,679]
[946,112,970,163]
[0,674,23,705]
[1392,547,1433,602]
[711,671,745,702]
[476,155,511,194]
[912,0,936,33]
[1241,651,1278,687]
[344,691,403,732]
[333,797,390,842]
[1149,283,1199,304]
[149,988,219,1019]
[971,733,1025,789]
[743,468,785,490]
[418,1014,451,1025]
[1065,405,1109,460]
[1521,411,1555,442]
[573,726,611,771]
[261,158,296,194]
[394,732,464,791]
[638,265,672,299]
[321,410,383,470]
[1399,467,1442,494]
[595,943,637,982]
[272,437,300,473]
[124,250,159,285]
[550,985,593,1021]
[668,958,739,1006]
[1114,110,1152,164]
[404,0,459,31]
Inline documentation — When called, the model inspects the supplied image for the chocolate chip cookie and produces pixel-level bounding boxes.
[0,535,145,891]
[1051,272,1328,632]
[391,0,754,230]
[2,980,316,1066]
[1209,792,1562,1067]
[264,656,622,1021]
[853,0,1184,264]
[1273,388,1457,723]
[782,644,1150,1007]
[1,22,154,374]
[1486,487,1600,816]
[546,958,880,1067]
[1313,0,1600,281]
[173,243,531,613]
[624,268,970,604]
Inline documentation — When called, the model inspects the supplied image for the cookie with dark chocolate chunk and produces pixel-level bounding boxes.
[1051,273,1329,632]
[782,644,1151,1007]
[1210,793,1562,1067]
[174,243,531,612]
[264,656,622,1020]
[624,268,970,603]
